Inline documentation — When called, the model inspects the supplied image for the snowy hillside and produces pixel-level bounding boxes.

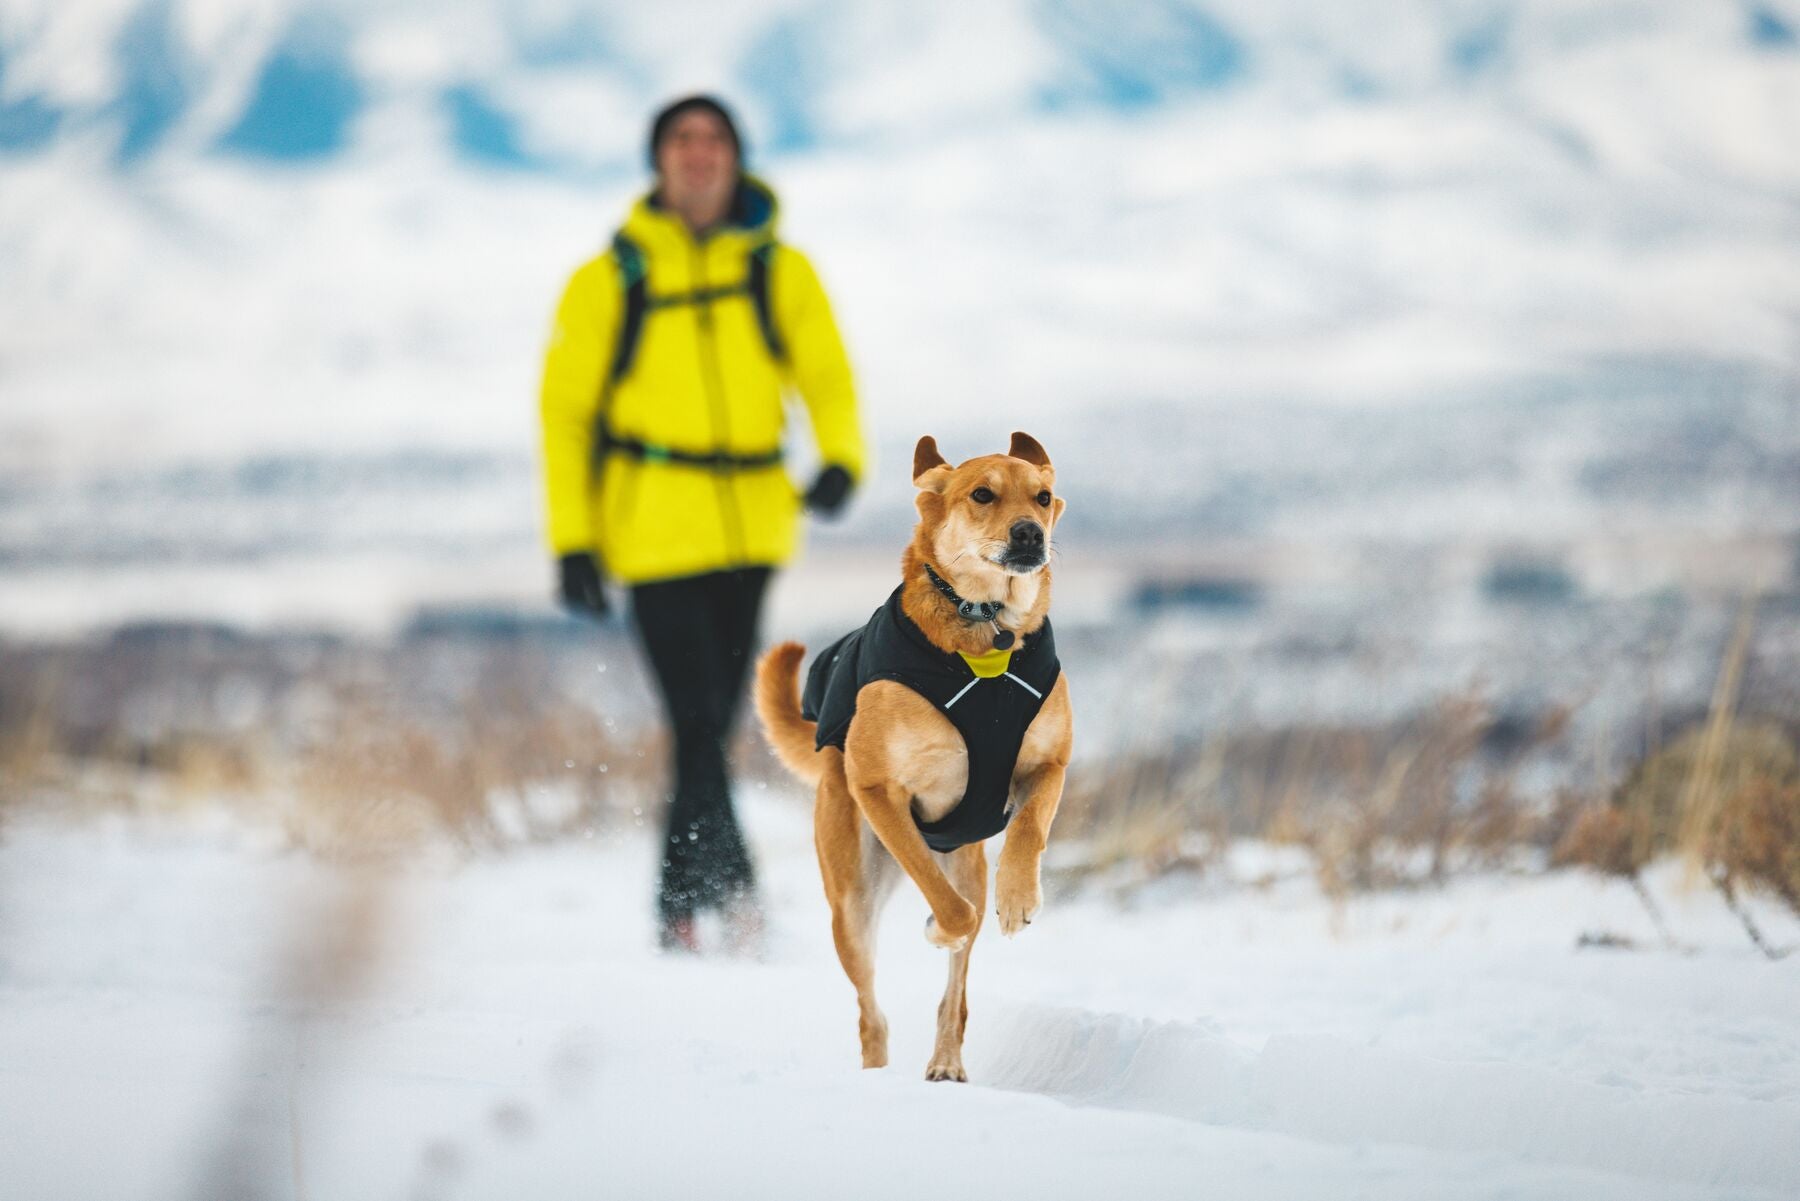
[2,1,1797,623]
[6,1,1798,430]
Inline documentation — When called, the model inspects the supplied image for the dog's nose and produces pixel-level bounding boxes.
[1009,520,1045,549]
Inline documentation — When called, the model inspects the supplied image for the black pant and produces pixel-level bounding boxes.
[630,567,771,921]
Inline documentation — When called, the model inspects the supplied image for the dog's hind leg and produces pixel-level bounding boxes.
[926,842,987,1083]
[815,752,893,1069]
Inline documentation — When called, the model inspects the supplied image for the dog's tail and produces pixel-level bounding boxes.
[754,641,824,786]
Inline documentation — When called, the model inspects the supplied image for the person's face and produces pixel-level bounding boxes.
[655,110,737,213]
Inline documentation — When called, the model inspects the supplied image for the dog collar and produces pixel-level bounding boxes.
[923,563,1003,621]
[923,564,1016,650]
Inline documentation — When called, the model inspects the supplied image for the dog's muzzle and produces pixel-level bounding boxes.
[1001,520,1047,571]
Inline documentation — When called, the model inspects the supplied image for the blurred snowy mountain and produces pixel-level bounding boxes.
[0,0,1797,629]
[3,1,1796,174]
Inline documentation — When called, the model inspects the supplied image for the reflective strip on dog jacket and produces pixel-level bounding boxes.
[801,586,1061,852]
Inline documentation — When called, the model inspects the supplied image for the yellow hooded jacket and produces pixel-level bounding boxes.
[539,177,865,584]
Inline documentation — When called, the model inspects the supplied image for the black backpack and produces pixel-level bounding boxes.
[606,233,787,384]
[593,234,791,471]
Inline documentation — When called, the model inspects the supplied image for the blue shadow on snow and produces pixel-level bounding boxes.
[1035,0,1246,112]
[113,0,194,164]
[1746,3,1797,47]
[736,14,824,155]
[215,16,363,161]
[0,45,63,152]
[1447,12,1510,77]
[442,83,539,170]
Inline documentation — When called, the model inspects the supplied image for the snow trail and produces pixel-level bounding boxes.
[979,1005,1800,1193]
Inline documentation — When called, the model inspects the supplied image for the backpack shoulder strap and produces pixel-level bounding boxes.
[608,232,649,383]
[607,233,784,380]
[746,240,787,363]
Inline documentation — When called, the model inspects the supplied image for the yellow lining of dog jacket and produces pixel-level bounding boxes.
[957,647,1014,679]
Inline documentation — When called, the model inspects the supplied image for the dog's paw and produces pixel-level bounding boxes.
[994,867,1042,937]
[924,1059,968,1083]
[923,907,974,951]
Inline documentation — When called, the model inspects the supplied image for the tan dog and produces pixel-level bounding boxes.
[755,431,1072,1081]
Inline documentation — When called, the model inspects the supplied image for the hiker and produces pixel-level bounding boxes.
[539,95,866,951]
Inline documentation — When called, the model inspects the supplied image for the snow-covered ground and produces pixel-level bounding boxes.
[3,796,1797,1200]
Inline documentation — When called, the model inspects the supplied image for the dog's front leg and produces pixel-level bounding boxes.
[843,687,982,949]
[845,776,980,949]
[996,676,1072,937]
[995,762,1065,935]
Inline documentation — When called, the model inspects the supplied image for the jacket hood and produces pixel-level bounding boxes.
[625,174,779,247]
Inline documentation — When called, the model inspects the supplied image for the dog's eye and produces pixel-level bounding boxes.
[971,487,995,504]
[1036,490,1052,507]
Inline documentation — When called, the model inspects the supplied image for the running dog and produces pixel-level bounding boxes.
[754,431,1072,1082]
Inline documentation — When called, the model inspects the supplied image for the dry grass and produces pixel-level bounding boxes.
[1708,778,1800,917]
[1059,645,1797,938]
[4,607,1795,923]
[1539,724,1799,957]
[1055,691,1574,897]
[1553,804,1652,878]
[0,626,673,858]
[1548,596,1800,957]
[286,695,656,858]
[1052,736,1230,890]
[1287,694,1498,897]
[1551,803,1681,948]
[1611,723,1796,860]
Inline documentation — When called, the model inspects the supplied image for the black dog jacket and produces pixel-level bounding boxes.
[802,585,1061,851]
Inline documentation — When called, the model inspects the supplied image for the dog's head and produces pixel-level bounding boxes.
[911,431,1065,577]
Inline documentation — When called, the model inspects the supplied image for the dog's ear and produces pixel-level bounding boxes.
[1009,431,1051,468]
[913,435,952,493]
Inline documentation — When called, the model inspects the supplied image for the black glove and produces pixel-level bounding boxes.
[557,552,611,619]
[803,465,854,518]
